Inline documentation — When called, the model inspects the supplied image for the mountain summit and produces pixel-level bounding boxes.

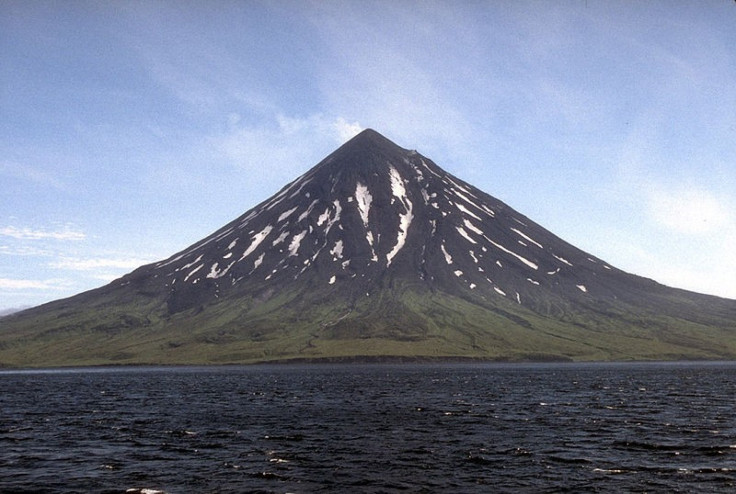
[3,129,736,366]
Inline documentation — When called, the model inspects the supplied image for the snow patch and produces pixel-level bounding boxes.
[211,260,236,279]
[456,203,482,221]
[212,226,235,244]
[456,226,477,244]
[278,206,298,223]
[253,252,265,270]
[272,230,289,246]
[441,243,453,264]
[287,177,312,200]
[449,187,479,210]
[237,210,258,229]
[420,158,442,178]
[494,286,507,296]
[387,206,413,265]
[288,230,307,257]
[463,218,484,235]
[386,166,414,267]
[206,263,220,279]
[317,208,331,226]
[326,200,342,231]
[553,254,573,267]
[577,284,588,293]
[354,184,376,257]
[389,166,407,200]
[454,270,463,277]
[420,187,431,205]
[511,228,543,249]
[184,264,203,282]
[485,237,538,270]
[527,278,540,286]
[298,200,319,222]
[240,225,273,261]
[480,204,496,218]
[329,275,336,285]
[447,178,479,200]
[177,254,203,272]
[330,240,344,259]
[355,182,372,228]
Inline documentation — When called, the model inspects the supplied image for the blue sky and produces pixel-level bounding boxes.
[2,1,735,312]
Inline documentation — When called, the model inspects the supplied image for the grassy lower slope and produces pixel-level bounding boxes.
[2,279,736,367]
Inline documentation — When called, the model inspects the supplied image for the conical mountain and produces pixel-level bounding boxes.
[3,129,736,366]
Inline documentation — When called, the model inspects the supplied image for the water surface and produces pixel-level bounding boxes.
[2,362,736,492]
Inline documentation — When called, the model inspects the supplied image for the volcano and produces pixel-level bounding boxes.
[2,129,736,366]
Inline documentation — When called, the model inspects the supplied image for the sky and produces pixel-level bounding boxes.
[1,1,735,313]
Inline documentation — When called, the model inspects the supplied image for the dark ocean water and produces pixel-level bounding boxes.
[2,362,736,493]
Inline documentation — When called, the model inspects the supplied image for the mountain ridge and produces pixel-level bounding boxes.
[2,129,736,367]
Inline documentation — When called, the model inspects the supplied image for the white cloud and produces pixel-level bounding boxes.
[0,244,55,257]
[0,226,86,241]
[647,187,731,235]
[661,265,736,301]
[633,235,736,300]
[49,256,156,271]
[0,278,70,290]
[0,306,32,316]
[598,141,736,299]
[334,117,364,142]
[211,113,364,176]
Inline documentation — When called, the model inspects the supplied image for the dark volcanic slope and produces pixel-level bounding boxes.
[2,129,736,366]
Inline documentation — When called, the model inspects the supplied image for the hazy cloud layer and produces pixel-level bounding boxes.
[0,226,86,241]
